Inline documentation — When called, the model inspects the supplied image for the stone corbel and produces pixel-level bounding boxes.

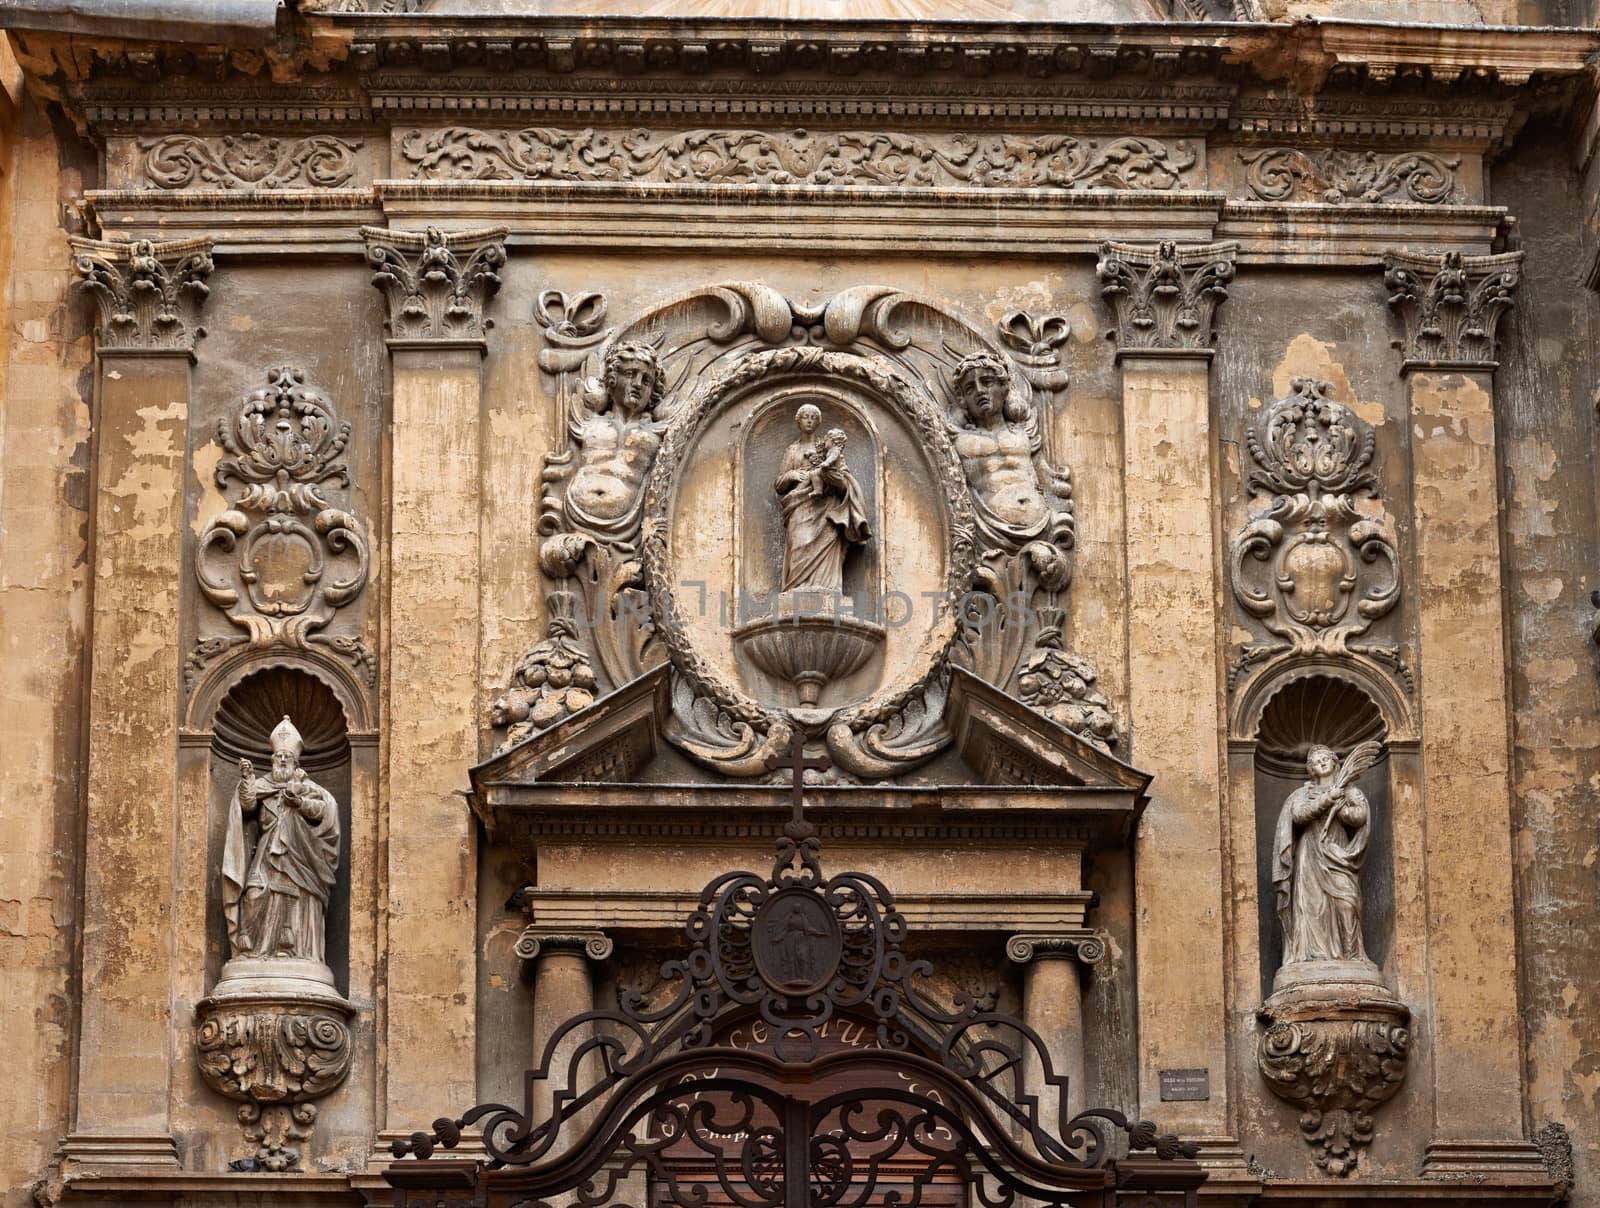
[70,234,214,355]
[1382,249,1522,371]
[1096,239,1238,360]
[361,225,508,348]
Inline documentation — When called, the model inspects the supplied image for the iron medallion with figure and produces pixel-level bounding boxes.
[753,886,842,996]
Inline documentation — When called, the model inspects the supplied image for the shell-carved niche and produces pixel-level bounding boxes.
[510,282,1101,779]
[1229,379,1404,695]
[192,367,373,689]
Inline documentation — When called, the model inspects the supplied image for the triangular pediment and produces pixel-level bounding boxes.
[944,666,1152,794]
[470,663,671,792]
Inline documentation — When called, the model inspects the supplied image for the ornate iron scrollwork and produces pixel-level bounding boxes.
[389,741,1203,1208]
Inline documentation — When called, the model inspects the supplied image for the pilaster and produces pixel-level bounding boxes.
[61,236,214,1171]
[362,225,507,1143]
[515,928,613,1137]
[1383,250,1546,1182]
[1098,240,1241,1164]
[1007,933,1105,1132]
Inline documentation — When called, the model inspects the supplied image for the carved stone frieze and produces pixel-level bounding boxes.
[192,367,373,685]
[1238,148,1459,205]
[70,235,213,354]
[1229,379,1401,688]
[399,126,1202,191]
[195,993,354,1170]
[361,225,507,344]
[1096,240,1236,358]
[140,134,363,190]
[1256,989,1411,1177]
[1383,249,1522,371]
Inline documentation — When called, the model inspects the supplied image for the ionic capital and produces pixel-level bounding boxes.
[70,235,214,356]
[1096,239,1237,361]
[1383,249,1522,372]
[361,225,508,348]
[1006,932,1107,967]
[514,927,613,964]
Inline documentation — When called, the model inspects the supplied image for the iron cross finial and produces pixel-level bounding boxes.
[764,729,830,834]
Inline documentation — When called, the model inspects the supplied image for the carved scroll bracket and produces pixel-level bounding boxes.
[1383,249,1522,372]
[70,235,214,355]
[361,225,508,347]
[1096,239,1237,360]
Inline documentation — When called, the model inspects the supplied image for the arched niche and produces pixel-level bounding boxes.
[1249,673,1395,998]
[185,643,374,736]
[205,665,353,996]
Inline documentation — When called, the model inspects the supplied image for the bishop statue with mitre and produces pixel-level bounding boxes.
[222,715,341,965]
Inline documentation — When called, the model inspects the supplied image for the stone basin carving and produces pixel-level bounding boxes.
[734,594,885,709]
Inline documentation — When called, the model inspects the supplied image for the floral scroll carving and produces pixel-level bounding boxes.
[141,134,362,190]
[1239,148,1459,205]
[192,367,372,686]
[400,127,1201,192]
[1096,240,1237,356]
[1229,379,1402,692]
[70,235,213,353]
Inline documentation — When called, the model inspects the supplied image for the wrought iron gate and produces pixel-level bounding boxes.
[386,746,1204,1208]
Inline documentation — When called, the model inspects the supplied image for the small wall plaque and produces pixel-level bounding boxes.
[1159,1068,1210,1102]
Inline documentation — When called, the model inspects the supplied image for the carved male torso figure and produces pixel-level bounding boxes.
[951,352,1051,539]
[565,341,664,533]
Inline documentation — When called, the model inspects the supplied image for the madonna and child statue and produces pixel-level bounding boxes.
[733,403,885,714]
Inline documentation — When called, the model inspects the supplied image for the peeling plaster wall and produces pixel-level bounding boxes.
[0,42,93,1208]
[1493,128,1600,1208]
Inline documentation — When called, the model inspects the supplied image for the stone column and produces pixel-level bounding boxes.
[1383,250,1545,1181]
[1007,933,1105,1142]
[361,226,507,1143]
[61,236,214,1170]
[1097,241,1240,1159]
[515,928,614,1143]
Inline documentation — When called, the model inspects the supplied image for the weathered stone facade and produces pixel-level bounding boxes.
[1,0,1598,1205]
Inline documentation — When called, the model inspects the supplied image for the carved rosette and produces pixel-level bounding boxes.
[140,134,362,190]
[1096,240,1237,358]
[191,367,373,687]
[1238,148,1459,205]
[361,225,508,344]
[1256,987,1411,1177]
[195,990,355,1171]
[1383,249,1522,371]
[399,127,1201,191]
[1229,378,1402,693]
[70,235,214,353]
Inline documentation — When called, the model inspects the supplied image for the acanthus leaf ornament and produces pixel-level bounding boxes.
[1096,239,1236,357]
[1229,379,1402,689]
[1383,249,1522,370]
[70,235,213,353]
[193,367,373,685]
[1239,148,1459,205]
[361,225,508,344]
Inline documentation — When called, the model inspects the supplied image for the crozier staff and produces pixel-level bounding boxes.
[222,715,341,963]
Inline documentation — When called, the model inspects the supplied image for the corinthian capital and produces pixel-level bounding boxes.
[361,225,508,346]
[1096,239,1237,360]
[70,235,214,355]
[1383,250,1522,372]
